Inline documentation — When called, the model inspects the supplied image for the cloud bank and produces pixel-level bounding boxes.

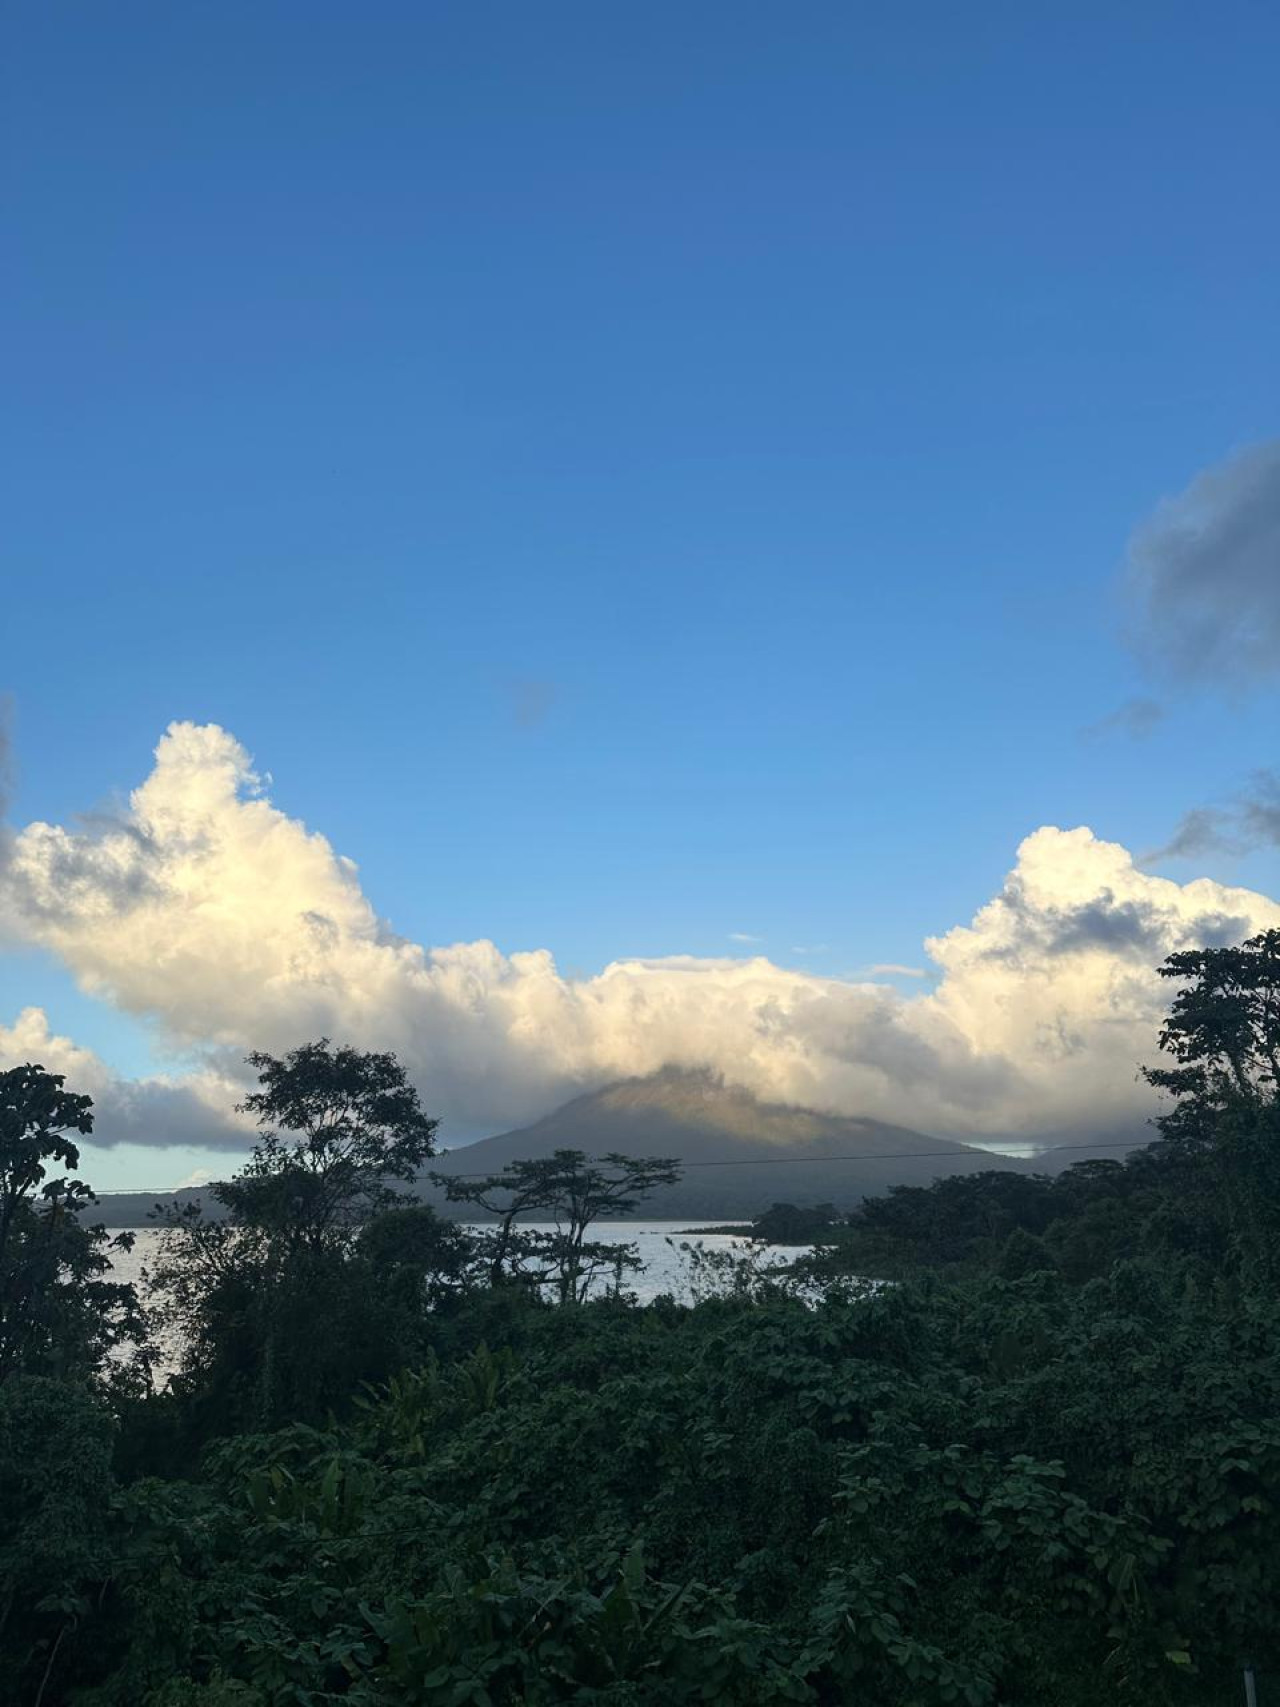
[2,723,1277,1146]
[0,1006,249,1151]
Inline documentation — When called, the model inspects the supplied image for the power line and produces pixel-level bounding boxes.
[89,1138,1152,1197]
[572,1140,1150,1172]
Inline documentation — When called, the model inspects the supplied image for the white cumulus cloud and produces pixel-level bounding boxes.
[2,722,1277,1145]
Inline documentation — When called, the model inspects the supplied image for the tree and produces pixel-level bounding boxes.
[1140,931,1280,1279]
[752,1202,842,1244]
[148,1042,441,1428]
[0,1063,144,1385]
[223,1038,440,1247]
[432,1149,682,1303]
[1144,929,1280,1144]
[0,1374,119,1706]
[356,1204,477,1302]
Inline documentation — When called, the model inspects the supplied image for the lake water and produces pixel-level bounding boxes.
[106,1221,811,1328]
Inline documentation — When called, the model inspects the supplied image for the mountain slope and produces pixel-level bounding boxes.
[427,1068,1020,1219]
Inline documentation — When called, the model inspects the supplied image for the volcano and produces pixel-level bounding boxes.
[428,1068,1018,1220]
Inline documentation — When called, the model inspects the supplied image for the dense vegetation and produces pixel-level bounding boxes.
[1,934,1278,1705]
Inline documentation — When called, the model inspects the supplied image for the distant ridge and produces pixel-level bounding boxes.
[91,1185,220,1229]
[426,1067,1024,1220]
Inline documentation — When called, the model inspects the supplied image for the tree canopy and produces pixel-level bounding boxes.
[1145,928,1280,1141]
[0,1063,143,1388]
[432,1148,682,1302]
[221,1038,441,1245]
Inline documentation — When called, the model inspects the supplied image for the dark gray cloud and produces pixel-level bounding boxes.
[1147,805,1238,862]
[87,1078,248,1150]
[983,877,1252,965]
[1240,770,1280,848]
[1082,697,1166,741]
[1041,897,1170,957]
[1145,770,1280,865]
[987,878,1171,964]
[1126,440,1280,686]
[1194,910,1259,948]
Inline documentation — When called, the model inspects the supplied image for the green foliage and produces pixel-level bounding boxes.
[355,1204,472,1289]
[0,1376,118,1706]
[35,1269,1280,1704]
[0,1062,145,1388]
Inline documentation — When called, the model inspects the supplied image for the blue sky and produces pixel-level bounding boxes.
[2,4,1278,1186]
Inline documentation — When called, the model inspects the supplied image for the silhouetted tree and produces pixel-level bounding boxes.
[223,1037,440,1246]
[1144,928,1280,1145]
[357,1203,476,1296]
[751,1201,842,1243]
[149,1041,440,1427]
[0,1063,143,1385]
[433,1149,682,1302]
[1142,930,1280,1278]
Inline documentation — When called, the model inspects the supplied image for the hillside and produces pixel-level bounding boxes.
[426,1068,1021,1220]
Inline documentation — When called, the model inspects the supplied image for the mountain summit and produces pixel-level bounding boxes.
[428,1068,1014,1220]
